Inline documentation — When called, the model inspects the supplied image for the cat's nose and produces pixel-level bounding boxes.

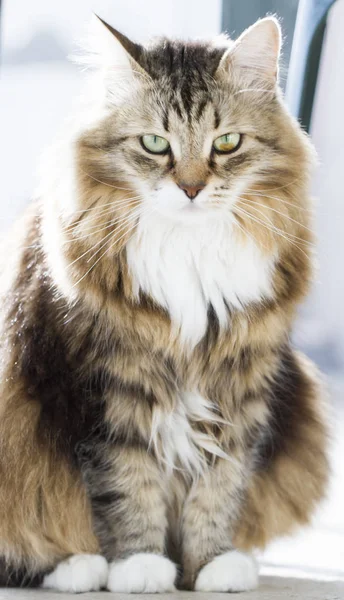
[178,181,206,200]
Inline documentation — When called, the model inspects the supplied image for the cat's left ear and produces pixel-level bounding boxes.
[218,17,282,85]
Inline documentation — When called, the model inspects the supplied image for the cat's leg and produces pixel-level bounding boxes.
[181,456,258,592]
[84,446,177,593]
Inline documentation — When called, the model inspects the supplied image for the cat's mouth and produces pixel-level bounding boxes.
[180,198,224,216]
[150,182,222,220]
[181,201,204,212]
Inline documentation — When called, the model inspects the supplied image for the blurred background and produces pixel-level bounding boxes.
[0,0,343,582]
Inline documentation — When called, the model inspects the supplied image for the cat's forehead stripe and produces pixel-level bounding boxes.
[141,40,226,79]
[195,99,209,122]
[138,40,227,120]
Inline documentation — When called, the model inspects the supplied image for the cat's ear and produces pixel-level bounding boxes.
[73,15,150,102]
[93,15,148,76]
[218,17,282,85]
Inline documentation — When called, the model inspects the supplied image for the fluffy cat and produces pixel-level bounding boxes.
[0,15,329,593]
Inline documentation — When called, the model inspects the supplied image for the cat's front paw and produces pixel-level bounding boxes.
[195,550,258,592]
[42,554,108,593]
[107,553,177,593]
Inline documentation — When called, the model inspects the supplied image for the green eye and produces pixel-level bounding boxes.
[141,134,170,154]
[213,133,241,153]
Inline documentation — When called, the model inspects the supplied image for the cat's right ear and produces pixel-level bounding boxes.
[72,15,150,103]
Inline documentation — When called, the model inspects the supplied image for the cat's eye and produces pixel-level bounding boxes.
[213,133,241,154]
[141,135,170,154]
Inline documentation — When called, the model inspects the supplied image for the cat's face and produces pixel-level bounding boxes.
[75,16,312,251]
[100,71,272,223]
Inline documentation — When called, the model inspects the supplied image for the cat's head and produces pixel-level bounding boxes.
[57,16,313,268]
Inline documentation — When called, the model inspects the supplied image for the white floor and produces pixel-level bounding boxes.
[0,578,343,600]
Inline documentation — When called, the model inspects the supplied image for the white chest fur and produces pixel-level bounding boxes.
[126,212,275,348]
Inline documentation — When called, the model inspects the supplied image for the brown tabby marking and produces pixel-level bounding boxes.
[0,16,329,592]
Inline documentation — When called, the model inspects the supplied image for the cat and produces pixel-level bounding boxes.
[0,15,329,593]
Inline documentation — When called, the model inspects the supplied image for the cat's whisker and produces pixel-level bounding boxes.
[92,195,144,209]
[244,190,312,212]
[82,218,136,267]
[235,205,305,253]
[239,197,314,232]
[84,207,144,251]
[236,206,311,250]
[65,194,145,217]
[67,227,122,268]
[232,211,270,253]
[64,203,144,243]
[211,197,272,253]
[77,200,143,220]
[103,203,155,256]
[244,176,304,193]
[72,204,155,288]
[235,203,294,241]
[62,198,144,233]
[67,206,144,268]
[79,167,138,191]
[234,206,311,258]
[211,194,312,245]
[63,198,143,232]
[236,201,275,233]
[82,205,150,266]
[236,201,313,247]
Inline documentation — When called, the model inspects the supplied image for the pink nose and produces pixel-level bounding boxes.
[178,182,206,200]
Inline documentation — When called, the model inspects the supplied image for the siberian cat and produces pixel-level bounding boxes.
[0,15,328,593]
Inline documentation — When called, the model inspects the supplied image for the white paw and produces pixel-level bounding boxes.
[195,550,258,592]
[42,554,108,593]
[107,553,177,593]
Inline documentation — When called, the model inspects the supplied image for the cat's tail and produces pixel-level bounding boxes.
[233,351,330,550]
[0,558,47,588]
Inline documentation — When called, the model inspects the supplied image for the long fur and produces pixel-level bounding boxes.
[0,16,329,591]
